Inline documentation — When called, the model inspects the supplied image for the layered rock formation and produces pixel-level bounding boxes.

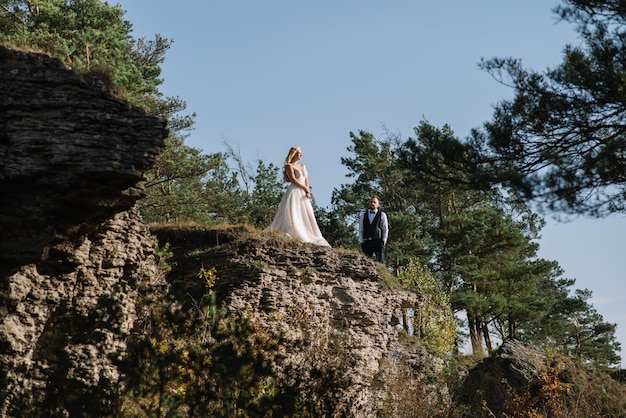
[0,46,167,416]
[0,46,166,268]
[152,227,428,416]
[3,46,623,418]
[0,45,433,417]
[0,45,435,417]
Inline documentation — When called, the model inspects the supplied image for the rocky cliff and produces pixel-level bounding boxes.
[0,46,166,268]
[0,46,432,417]
[0,46,167,416]
[3,46,623,418]
[145,226,429,417]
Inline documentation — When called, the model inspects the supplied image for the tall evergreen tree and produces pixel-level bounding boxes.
[521,286,621,367]
[247,160,285,228]
[329,130,432,267]
[464,1,626,216]
[0,0,164,104]
[139,142,223,224]
[331,121,621,363]
[400,123,554,353]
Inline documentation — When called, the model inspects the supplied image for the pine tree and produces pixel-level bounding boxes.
[471,1,626,216]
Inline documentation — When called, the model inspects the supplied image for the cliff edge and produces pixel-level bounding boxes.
[0,46,167,416]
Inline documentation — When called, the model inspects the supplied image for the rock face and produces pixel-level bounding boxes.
[4,44,588,418]
[214,239,425,410]
[0,46,167,267]
[458,339,549,417]
[0,47,167,416]
[153,228,429,417]
[0,46,434,417]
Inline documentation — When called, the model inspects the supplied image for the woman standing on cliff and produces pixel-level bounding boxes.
[264,146,330,247]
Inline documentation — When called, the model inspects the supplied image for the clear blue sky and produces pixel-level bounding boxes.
[118,0,626,366]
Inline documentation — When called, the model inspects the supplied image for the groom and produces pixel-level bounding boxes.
[358,196,389,263]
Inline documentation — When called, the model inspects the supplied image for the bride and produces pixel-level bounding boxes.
[264,146,330,247]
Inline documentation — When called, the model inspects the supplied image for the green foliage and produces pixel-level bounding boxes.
[333,121,621,365]
[152,237,174,275]
[329,129,432,267]
[0,0,165,104]
[435,201,567,352]
[246,160,285,228]
[397,260,457,355]
[561,289,621,367]
[140,139,286,227]
[465,1,626,216]
[140,139,224,224]
[122,273,287,417]
[123,308,283,416]
[121,255,354,417]
[509,282,622,368]
[378,358,457,418]
[524,288,622,368]
[315,205,358,249]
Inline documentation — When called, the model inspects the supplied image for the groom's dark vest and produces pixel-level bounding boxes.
[363,211,383,240]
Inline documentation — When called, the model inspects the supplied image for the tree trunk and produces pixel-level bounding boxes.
[482,321,493,353]
[467,312,485,355]
[508,310,516,340]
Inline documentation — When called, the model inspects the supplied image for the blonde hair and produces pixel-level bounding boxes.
[283,146,301,182]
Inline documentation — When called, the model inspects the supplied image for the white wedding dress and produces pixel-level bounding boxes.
[264,165,331,247]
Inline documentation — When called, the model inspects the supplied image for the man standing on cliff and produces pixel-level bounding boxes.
[358,196,389,263]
